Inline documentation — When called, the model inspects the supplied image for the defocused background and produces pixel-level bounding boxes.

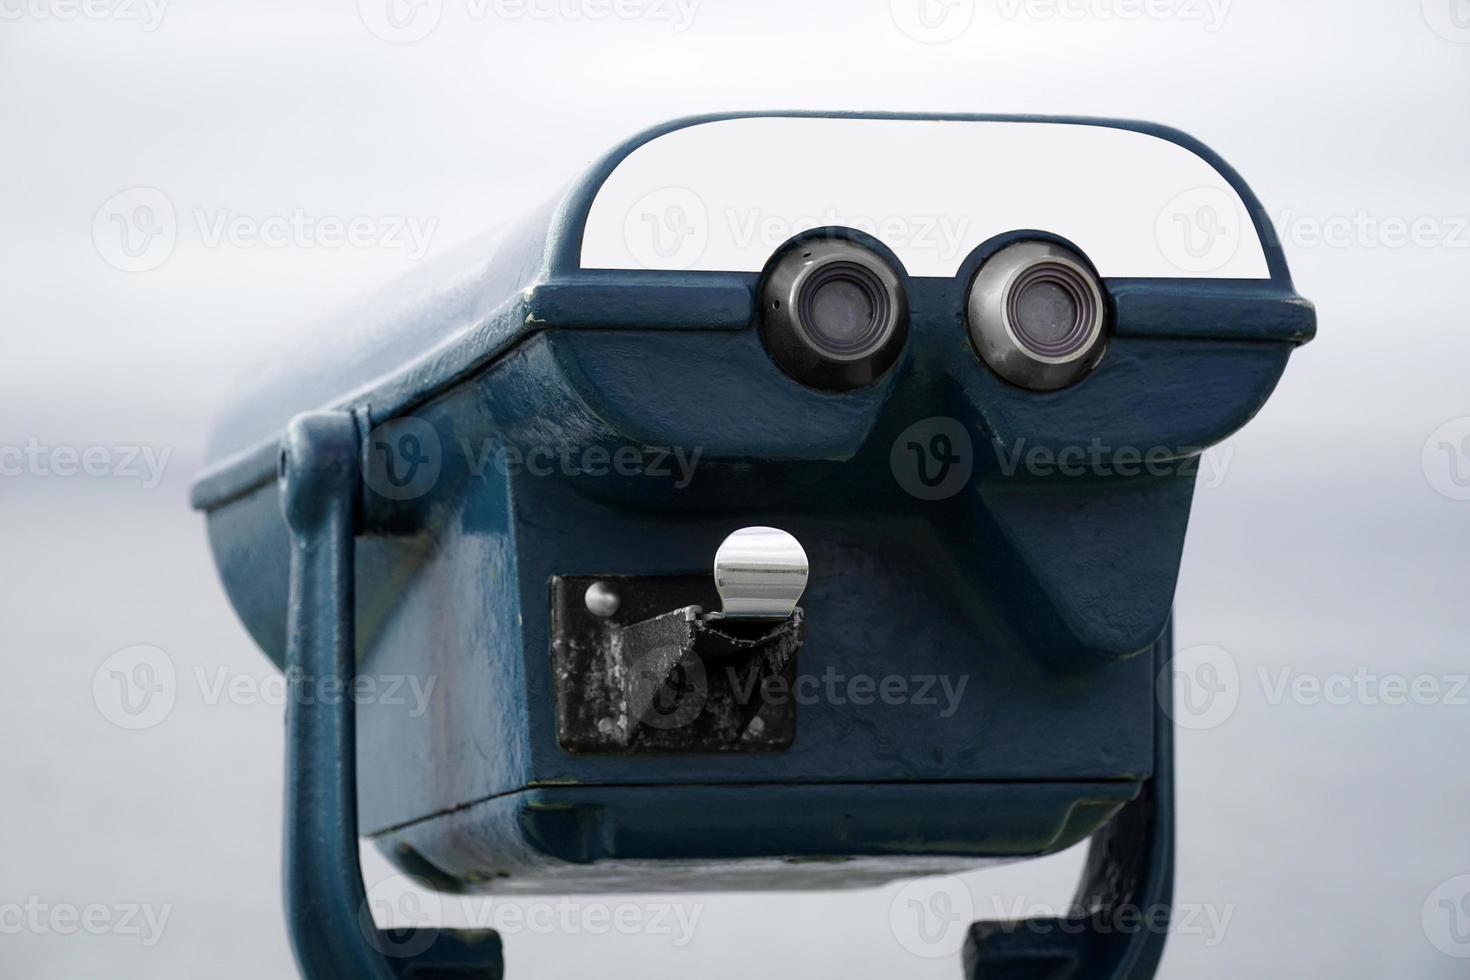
[2,1,1468,976]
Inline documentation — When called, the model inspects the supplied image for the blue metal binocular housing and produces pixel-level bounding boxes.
[191,113,1313,979]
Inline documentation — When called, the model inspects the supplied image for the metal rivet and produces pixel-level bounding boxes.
[584,581,621,618]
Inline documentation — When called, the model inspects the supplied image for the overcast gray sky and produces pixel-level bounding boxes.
[3,1,1469,977]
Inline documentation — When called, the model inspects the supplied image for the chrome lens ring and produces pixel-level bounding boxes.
[793,260,894,360]
[967,241,1108,391]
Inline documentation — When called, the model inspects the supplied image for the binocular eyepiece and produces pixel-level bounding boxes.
[967,240,1108,391]
[761,239,910,391]
[761,237,1108,392]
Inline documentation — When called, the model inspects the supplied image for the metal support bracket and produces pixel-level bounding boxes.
[963,629,1176,980]
[279,410,504,980]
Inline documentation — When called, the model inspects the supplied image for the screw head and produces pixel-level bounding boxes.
[584,581,621,618]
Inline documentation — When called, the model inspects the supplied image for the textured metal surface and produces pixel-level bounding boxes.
[964,629,1175,979]
[551,574,801,753]
[202,300,1294,888]
[381,780,1140,893]
[235,312,1234,850]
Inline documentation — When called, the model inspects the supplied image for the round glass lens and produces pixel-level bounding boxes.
[1012,280,1079,349]
[807,277,878,351]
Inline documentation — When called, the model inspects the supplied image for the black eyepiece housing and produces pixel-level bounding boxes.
[761,239,908,391]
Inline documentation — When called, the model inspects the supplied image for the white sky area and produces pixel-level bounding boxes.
[2,2,1468,978]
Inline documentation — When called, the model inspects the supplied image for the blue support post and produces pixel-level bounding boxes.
[279,410,504,980]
